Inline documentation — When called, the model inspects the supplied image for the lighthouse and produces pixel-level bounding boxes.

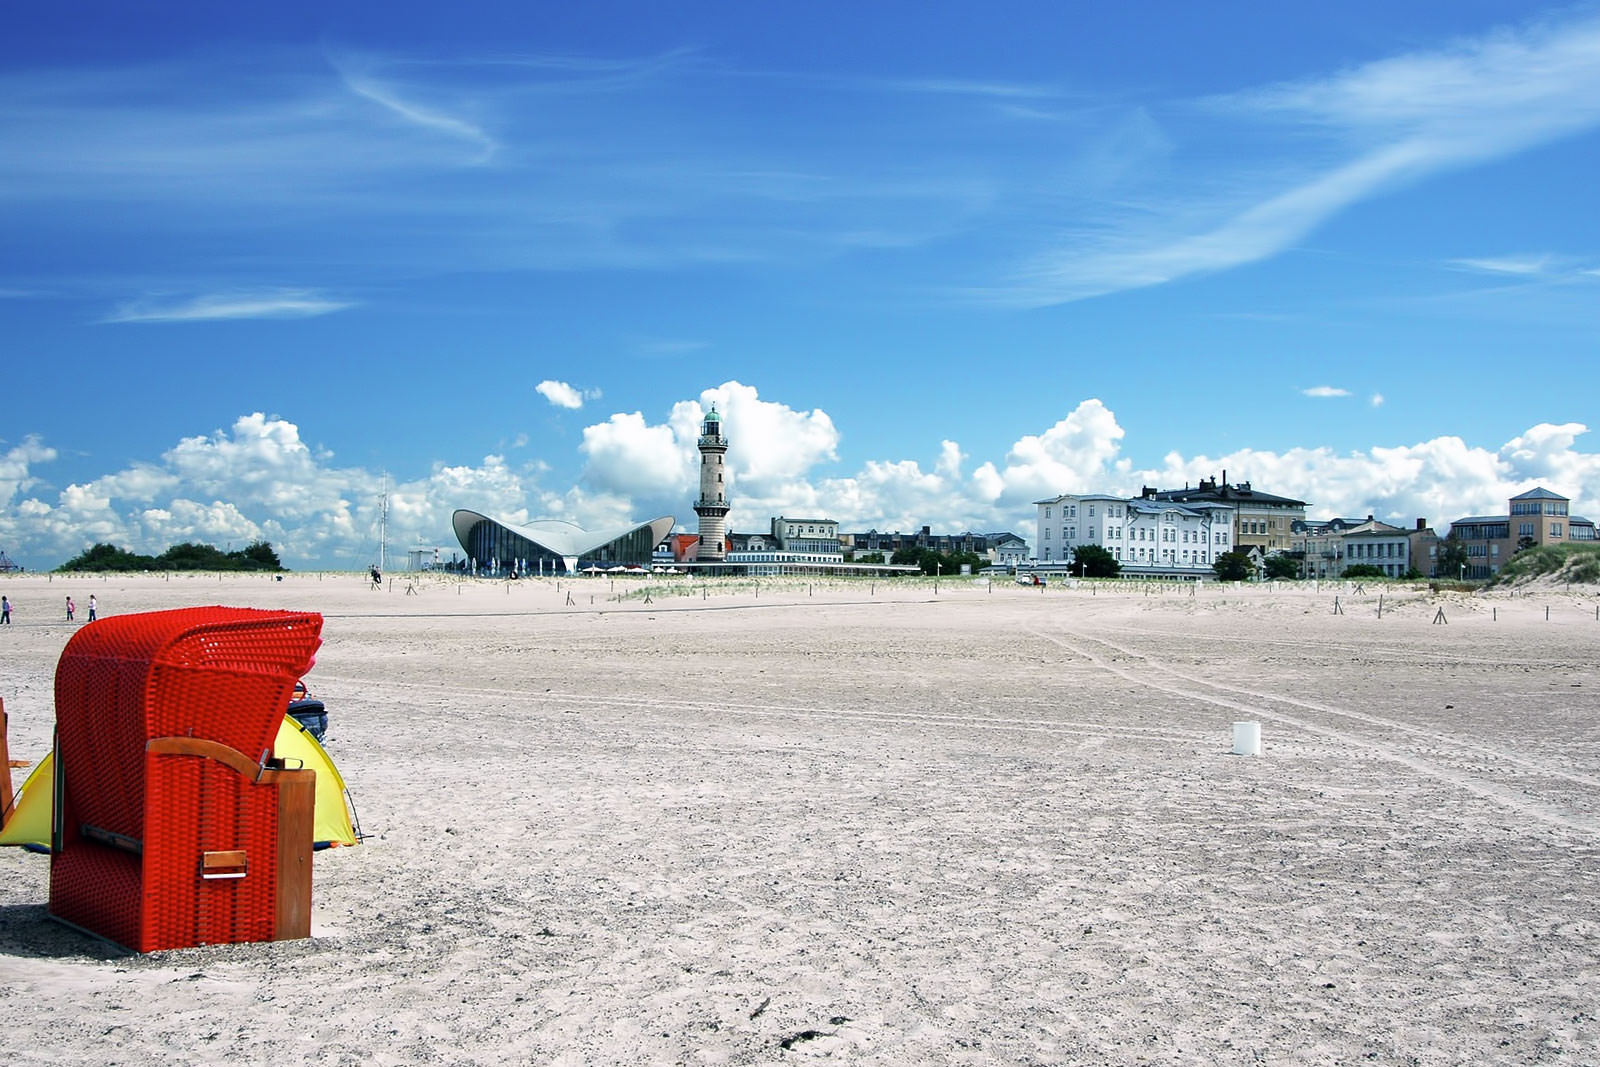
[693,405,729,561]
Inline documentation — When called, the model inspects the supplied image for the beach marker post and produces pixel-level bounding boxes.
[1232,721,1262,756]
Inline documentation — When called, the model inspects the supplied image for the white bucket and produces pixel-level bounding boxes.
[1232,721,1262,756]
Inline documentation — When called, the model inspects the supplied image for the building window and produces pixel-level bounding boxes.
[1552,523,1563,537]
[1045,507,1052,519]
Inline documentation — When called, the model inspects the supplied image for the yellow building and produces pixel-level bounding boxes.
[1445,487,1596,578]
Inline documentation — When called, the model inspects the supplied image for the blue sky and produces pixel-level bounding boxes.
[3,1,1598,569]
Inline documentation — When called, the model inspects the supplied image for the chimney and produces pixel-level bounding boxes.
[1416,518,1427,530]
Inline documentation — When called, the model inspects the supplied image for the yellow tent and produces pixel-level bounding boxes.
[0,749,52,851]
[0,715,359,852]
[274,715,361,848]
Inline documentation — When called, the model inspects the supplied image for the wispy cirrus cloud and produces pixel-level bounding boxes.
[1445,253,1600,287]
[1006,10,1600,305]
[105,290,354,323]
[337,68,498,163]
[635,338,709,357]
[1448,254,1553,275]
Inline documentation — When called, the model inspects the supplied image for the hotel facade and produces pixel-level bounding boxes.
[1033,492,1234,577]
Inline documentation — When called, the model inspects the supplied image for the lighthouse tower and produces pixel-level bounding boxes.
[693,405,729,561]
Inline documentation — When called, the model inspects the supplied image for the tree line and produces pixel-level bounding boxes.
[56,541,285,573]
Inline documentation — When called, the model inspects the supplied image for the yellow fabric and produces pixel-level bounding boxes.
[0,750,52,850]
[1,716,357,850]
[274,716,360,847]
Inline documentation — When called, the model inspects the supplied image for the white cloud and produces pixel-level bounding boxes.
[338,67,499,163]
[1370,393,1385,407]
[2,394,1597,569]
[1448,254,1551,275]
[106,290,353,323]
[1010,11,1600,304]
[935,440,965,479]
[969,399,1128,509]
[1303,386,1351,398]
[576,381,840,528]
[1,435,57,501]
[536,380,585,409]
[579,411,691,501]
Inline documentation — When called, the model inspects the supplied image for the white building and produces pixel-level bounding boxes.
[993,538,1029,566]
[1034,493,1233,576]
[771,516,840,554]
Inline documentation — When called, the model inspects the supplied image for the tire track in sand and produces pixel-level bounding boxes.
[315,672,1212,747]
[1030,627,1600,838]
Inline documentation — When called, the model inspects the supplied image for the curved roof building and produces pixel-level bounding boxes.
[451,511,675,575]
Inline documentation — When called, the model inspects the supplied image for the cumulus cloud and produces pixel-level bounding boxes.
[577,381,840,527]
[536,380,585,409]
[0,413,550,568]
[1303,386,1351,398]
[1,435,57,501]
[2,391,1597,568]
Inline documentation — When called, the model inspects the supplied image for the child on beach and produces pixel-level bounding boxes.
[87,594,97,621]
[66,596,75,621]
[1,595,11,624]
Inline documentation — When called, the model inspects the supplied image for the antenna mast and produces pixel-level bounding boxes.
[378,472,390,575]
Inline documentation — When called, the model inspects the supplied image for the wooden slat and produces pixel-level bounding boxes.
[147,736,259,779]
[273,769,316,941]
[80,823,143,854]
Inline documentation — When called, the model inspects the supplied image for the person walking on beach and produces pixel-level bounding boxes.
[1,595,10,624]
[87,594,97,621]
[66,596,75,621]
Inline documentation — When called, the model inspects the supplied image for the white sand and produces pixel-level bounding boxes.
[2,572,1598,1064]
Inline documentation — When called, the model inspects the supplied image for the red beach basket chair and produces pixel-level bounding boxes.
[49,606,324,952]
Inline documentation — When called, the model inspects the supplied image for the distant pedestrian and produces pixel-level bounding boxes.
[87,594,97,621]
[66,596,75,621]
[1,595,10,624]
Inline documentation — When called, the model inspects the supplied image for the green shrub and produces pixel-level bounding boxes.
[57,540,286,573]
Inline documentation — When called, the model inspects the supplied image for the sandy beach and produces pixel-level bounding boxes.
[2,571,1598,1065]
